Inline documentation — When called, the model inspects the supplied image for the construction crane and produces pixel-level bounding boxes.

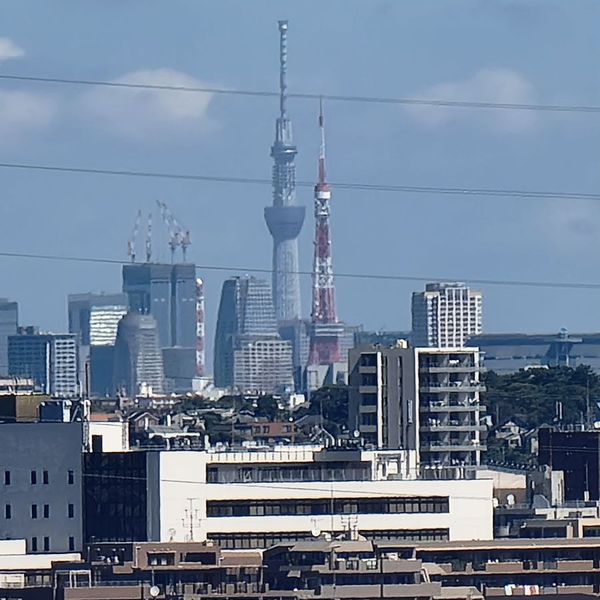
[127,210,142,263]
[156,200,191,262]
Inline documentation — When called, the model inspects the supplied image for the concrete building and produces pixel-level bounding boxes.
[412,283,482,348]
[0,299,17,376]
[0,422,83,553]
[348,344,486,472]
[83,445,493,549]
[122,263,200,385]
[234,338,294,393]
[467,328,600,373]
[113,312,165,397]
[214,276,293,393]
[8,332,78,397]
[68,292,128,397]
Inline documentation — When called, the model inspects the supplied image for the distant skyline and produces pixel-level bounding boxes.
[2,1,600,371]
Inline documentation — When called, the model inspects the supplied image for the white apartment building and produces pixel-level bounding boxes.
[233,338,294,393]
[348,344,486,471]
[412,282,482,348]
[84,445,493,549]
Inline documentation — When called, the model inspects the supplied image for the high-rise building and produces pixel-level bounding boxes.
[264,21,304,322]
[412,283,482,348]
[8,332,78,397]
[214,276,293,392]
[348,343,486,473]
[113,313,165,397]
[0,299,18,375]
[68,293,128,397]
[122,263,201,385]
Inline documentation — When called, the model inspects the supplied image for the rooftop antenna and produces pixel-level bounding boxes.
[278,20,288,119]
[145,212,152,263]
[127,210,142,263]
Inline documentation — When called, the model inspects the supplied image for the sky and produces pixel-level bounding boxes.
[2,0,600,369]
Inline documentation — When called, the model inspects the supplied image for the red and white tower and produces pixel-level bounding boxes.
[308,101,344,366]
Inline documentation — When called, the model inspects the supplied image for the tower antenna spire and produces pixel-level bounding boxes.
[318,96,327,184]
[278,20,288,119]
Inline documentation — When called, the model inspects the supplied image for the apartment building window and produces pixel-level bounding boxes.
[68,503,74,518]
[31,537,37,552]
[361,393,378,406]
[3,471,9,485]
[43,470,49,485]
[43,504,50,519]
[68,536,75,551]
[4,504,11,519]
[361,373,378,386]
[31,504,37,519]
[43,537,50,552]
[67,470,74,485]
[30,470,37,485]
[360,413,377,426]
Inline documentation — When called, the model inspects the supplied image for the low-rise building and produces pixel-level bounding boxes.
[83,445,493,549]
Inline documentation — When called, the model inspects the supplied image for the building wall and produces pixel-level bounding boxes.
[0,422,83,553]
[0,300,18,376]
[152,451,493,545]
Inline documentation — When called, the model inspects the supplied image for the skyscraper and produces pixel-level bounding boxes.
[113,312,165,397]
[264,20,305,322]
[122,263,201,385]
[68,293,128,397]
[8,332,78,397]
[412,282,483,348]
[0,299,18,375]
[214,276,293,392]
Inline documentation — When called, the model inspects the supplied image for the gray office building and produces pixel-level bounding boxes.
[68,293,128,397]
[0,421,83,553]
[8,332,78,397]
[113,312,165,397]
[0,299,18,375]
[122,264,197,387]
[214,276,293,392]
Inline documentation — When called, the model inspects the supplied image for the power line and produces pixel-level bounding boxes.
[1,161,600,203]
[1,73,600,114]
[2,249,600,291]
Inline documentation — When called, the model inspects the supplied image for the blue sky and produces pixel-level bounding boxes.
[2,1,600,368]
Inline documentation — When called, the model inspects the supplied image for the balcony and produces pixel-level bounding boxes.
[420,424,486,432]
[420,365,477,374]
[420,383,485,393]
[420,402,485,413]
[422,442,486,452]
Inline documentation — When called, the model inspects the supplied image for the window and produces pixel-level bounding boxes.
[43,470,49,485]
[68,536,75,551]
[148,552,175,566]
[67,470,74,485]
[4,471,10,485]
[31,537,37,552]
[30,470,37,485]
[68,504,74,518]
[31,504,37,519]
[4,504,11,519]
[43,537,50,552]
[43,504,50,519]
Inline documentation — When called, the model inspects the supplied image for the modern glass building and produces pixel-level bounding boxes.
[8,332,78,397]
[0,299,18,376]
[214,276,293,392]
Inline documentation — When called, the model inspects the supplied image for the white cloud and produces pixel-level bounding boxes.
[0,90,56,141]
[405,68,536,133]
[80,68,214,141]
[0,37,24,62]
